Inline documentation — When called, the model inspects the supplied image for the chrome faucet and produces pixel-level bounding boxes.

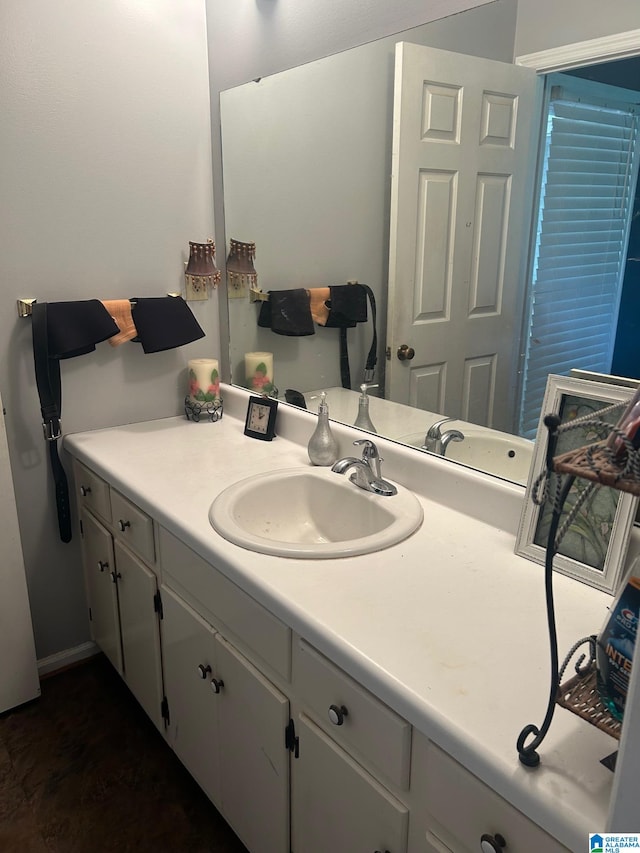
[423,417,465,456]
[331,439,397,496]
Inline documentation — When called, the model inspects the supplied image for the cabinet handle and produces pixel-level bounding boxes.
[110,571,122,584]
[328,704,349,726]
[480,833,506,852]
[97,560,108,572]
[197,664,212,679]
[210,677,225,694]
[374,850,391,853]
[118,519,131,532]
[80,485,92,497]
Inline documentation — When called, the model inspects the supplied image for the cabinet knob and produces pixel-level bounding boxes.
[480,833,506,852]
[210,677,225,694]
[97,560,108,572]
[197,664,212,679]
[396,344,415,361]
[110,571,122,584]
[80,485,92,497]
[328,704,349,726]
[118,519,131,532]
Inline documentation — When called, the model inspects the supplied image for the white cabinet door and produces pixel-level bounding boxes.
[81,509,122,674]
[161,585,222,807]
[114,540,164,731]
[215,633,290,853]
[291,713,408,853]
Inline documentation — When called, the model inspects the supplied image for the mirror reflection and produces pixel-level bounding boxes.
[220,1,640,485]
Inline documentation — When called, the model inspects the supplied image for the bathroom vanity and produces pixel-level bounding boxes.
[65,384,621,853]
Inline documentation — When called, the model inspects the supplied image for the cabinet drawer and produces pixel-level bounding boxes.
[159,526,291,681]
[292,637,411,790]
[422,742,570,853]
[110,489,155,564]
[74,460,111,523]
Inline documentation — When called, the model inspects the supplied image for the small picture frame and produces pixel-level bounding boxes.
[244,395,278,441]
[515,374,638,594]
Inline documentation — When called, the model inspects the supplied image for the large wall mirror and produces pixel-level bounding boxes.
[219,0,640,485]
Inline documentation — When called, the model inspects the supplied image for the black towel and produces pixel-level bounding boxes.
[257,289,314,336]
[132,296,205,353]
[324,284,368,328]
[46,300,120,359]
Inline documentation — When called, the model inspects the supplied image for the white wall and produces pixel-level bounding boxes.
[514,0,640,56]
[0,1,216,661]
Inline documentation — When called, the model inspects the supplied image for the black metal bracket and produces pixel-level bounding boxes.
[285,719,299,758]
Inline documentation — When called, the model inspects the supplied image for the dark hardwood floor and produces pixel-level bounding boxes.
[0,654,248,852]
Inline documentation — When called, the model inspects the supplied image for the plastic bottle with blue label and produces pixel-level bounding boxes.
[596,574,640,720]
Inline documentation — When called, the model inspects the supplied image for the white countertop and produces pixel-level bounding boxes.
[64,384,618,850]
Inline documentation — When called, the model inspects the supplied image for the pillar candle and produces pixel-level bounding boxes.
[245,352,275,395]
[188,358,220,404]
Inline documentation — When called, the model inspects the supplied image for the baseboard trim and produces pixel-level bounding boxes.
[37,641,99,677]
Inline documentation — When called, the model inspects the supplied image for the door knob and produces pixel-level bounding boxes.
[80,485,91,497]
[396,344,415,361]
[97,560,108,572]
[118,519,131,532]
[210,677,225,694]
[480,833,506,852]
[110,571,122,584]
[197,664,212,679]
[328,704,349,726]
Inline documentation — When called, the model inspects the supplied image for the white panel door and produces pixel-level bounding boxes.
[0,395,39,712]
[387,42,538,431]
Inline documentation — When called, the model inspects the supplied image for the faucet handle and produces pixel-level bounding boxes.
[427,416,455,439]
[353,437,380,458]
[353,438,383,478]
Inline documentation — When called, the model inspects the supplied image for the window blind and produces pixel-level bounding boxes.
[519,78,639,438]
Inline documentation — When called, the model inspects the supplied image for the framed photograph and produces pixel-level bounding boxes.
[515,374,638,594]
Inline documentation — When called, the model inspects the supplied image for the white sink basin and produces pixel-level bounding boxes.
[209,467,423,559]
[400,428,533,484]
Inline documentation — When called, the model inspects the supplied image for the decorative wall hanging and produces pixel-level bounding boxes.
[226,239,257,300]
[184,239,221,301]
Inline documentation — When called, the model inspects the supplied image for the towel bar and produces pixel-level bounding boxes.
[17,293,182,318]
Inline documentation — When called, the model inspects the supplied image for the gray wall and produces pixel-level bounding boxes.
[514,0,640,56]
[220,2,518,396]
[1,0,216,662]
[205,0,496,374]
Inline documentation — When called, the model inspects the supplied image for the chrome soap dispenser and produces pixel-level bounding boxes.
[354,383,377,433]
[308,391,339,466]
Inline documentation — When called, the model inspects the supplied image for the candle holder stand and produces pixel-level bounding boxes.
[184,397,224,423]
